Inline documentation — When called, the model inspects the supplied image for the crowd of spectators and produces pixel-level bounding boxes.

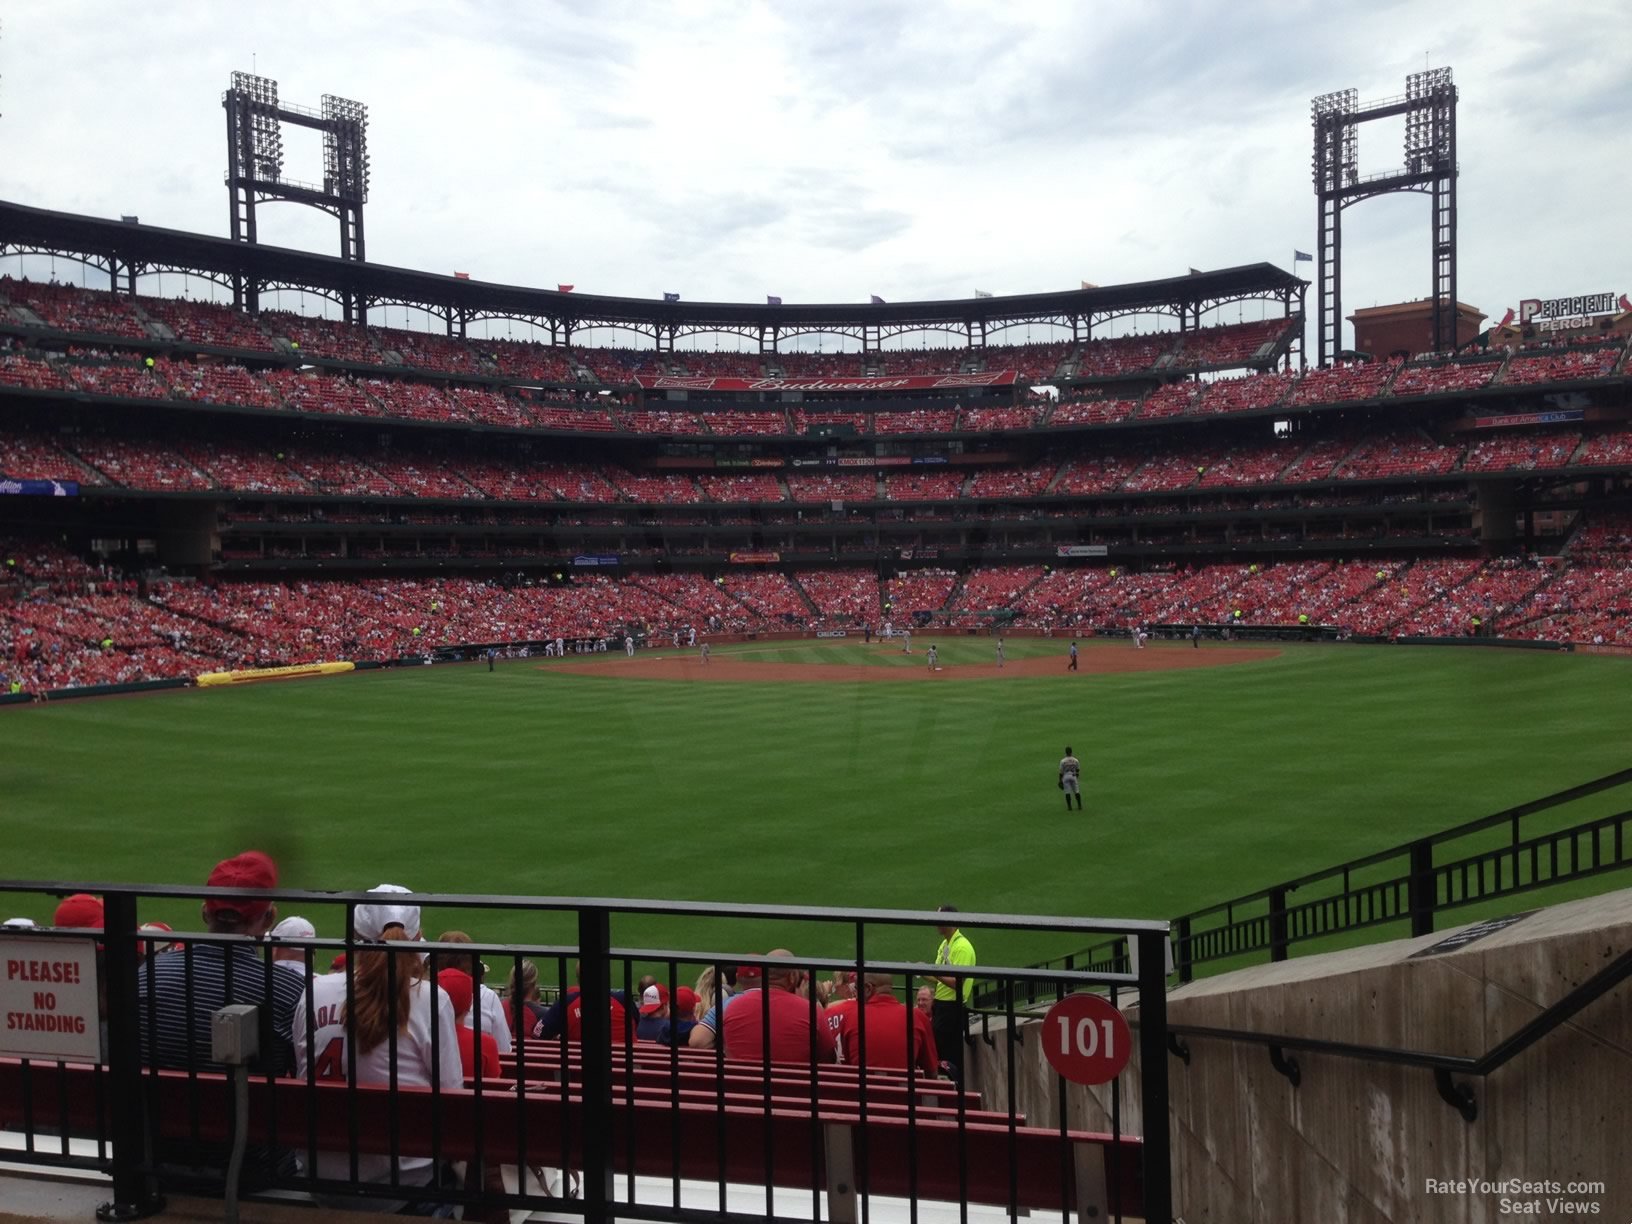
[12,542,1632,694]
[1498,346,1623,387]
[784,472,878,503]
[1072,332,1174,378]
[1388,359,1501,397]
[882,470,966,501]
[253,312,380,365]
[773,352,863,377]
[1,277,149,338]
[1194,371,1296,415]
[695,473,785,503]
[1281,359,1401,407]
[138,296,280,352]
[979,340,1072,381]
[1460,430,1582,473]
[797,569,882,627]
[1336,430,1463,480]
[1170,319,1294,370]
[883,568,958,617]
[1048,394,1139,426]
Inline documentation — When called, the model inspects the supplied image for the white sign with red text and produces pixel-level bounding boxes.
[1041,993,1133,1085]
[1,935,100,1061]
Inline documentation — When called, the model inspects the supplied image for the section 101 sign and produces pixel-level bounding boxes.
[1042,993,1132,1085]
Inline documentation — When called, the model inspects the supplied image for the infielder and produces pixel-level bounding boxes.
[1059,746,1082,812]
[902,628,912,654]
[625,635,636,657]
[995,637,1005,668]
[700,641,711,665]
[926,644,938,670]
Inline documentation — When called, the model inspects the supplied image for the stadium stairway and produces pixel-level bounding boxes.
[788,573,824,619]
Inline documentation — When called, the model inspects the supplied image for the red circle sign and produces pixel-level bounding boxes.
[1041,993,1132,1085]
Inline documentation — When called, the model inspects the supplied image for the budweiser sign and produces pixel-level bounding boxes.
[634,372,1019,392]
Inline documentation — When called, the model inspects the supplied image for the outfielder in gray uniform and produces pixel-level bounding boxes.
[1059,747,1083,812]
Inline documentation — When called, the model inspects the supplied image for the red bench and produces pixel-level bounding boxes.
[1,1058,1145,1220]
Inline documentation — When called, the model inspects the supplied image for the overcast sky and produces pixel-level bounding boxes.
[1,1,1629,350]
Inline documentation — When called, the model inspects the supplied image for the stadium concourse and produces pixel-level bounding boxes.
[2,254,1632,697]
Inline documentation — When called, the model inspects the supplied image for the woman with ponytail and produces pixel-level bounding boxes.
[293,884,462,1213]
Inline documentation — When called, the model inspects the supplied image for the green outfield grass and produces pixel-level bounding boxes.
[4,639,1630,973]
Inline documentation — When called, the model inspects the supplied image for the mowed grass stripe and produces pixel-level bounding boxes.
[3,645,1628,966]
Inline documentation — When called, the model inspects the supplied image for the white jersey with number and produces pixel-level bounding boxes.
[293,971,463,1194]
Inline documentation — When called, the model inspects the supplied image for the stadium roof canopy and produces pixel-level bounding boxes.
[0,198,1304,337]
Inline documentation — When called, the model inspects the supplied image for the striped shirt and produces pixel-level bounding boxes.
[136,942,305,1075]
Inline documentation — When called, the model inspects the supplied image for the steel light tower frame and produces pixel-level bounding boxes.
[1311,67,1457,365]
[223,71,371,320]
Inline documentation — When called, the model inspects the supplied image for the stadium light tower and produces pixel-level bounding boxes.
[1311,67,1457,365]
[223,71,372,320]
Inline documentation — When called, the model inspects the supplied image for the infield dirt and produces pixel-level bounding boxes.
[549,644,1279,683]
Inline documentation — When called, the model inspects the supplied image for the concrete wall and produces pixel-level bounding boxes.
[968,888,1632,1223]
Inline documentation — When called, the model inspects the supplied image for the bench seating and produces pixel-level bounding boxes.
[0,1059,1145,1219]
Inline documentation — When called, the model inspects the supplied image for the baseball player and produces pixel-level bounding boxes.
[1068,641,1078,672]
[700,641,711,665]
[995,637,1005,668]
[926,644,938,670]
[625,634,636,657]
[902,628,912,654]
[1059,747,1082,811]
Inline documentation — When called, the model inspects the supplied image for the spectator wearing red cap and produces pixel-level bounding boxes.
[53,893,104,931]
[431,929,512,1056]
[137,851,302,1075]
[293,883,462,1211]
[136,851,305,1189]
[530,961,632,1045]
[634,983,697,1047]
[825,973,939,1076]
[692,952,836,1065]
[437,969,501,1079]
[138,922,178,963]
[53,894,108,1057]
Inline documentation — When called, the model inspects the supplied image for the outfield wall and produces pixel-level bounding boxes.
[969,888,1632,1223]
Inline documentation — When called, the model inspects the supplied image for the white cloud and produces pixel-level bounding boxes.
[0,0,1628,348]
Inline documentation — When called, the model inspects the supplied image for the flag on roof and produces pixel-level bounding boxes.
[557,284,574,293]
[974,289,993,298]
[1293,250,1313,262]
[1620,294,1632,314]
[870,295,885,305]
[663,292,681,302]
[767,295,783,305]
[453,271,471,280]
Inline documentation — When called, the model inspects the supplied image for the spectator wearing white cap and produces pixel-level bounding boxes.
[268,915,317,977]
[634,983,696,1047]
[293,884,462,1211]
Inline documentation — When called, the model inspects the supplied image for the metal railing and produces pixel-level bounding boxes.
[1151,943,1632,1123]
[0,883,1174,1224]
[1008,767,1632,996]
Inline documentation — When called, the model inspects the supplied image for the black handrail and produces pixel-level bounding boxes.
[1146,944,1632,1123]
[0,881,1174,1224]
[1011,767,1632,993]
